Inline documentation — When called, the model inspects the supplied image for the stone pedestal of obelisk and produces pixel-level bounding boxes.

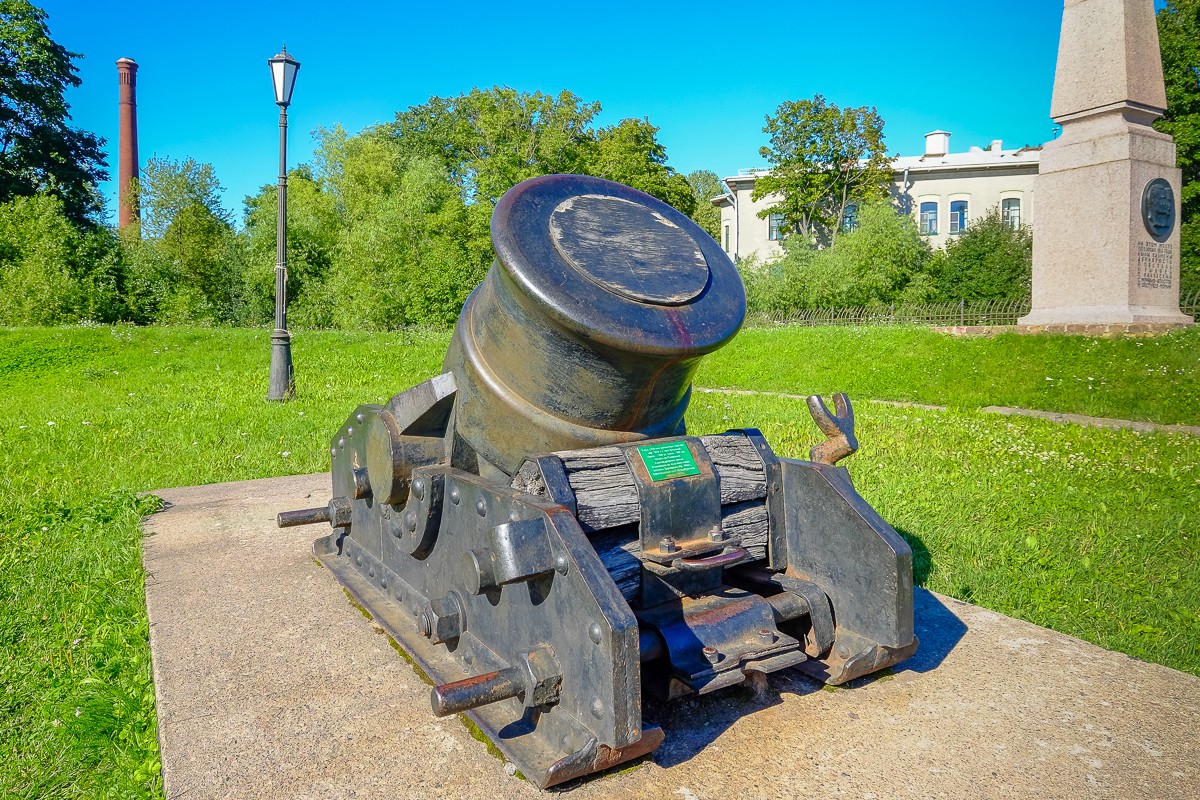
[1021,0,1192,327]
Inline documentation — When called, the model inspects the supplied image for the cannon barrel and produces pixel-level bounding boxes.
[443,175,746,476]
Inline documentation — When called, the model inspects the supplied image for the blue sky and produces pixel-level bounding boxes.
[44,0,1067,226]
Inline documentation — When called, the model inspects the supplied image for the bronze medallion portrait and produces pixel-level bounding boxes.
[1141,178,1175,243]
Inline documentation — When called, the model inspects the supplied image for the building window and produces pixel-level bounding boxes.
[724,224,730,252]
[919,201,938,235]
[768,212,785,241]
[1002,198,1021,229]
[950,200,969,234]
[841,204,858,233]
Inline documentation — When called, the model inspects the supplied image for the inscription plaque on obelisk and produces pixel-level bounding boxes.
[1021,0,1192,327]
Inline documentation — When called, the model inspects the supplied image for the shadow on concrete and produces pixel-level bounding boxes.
[642,680,805,770]
[891,525,969,672]
[904,588,969,674]
[635,589,968,770]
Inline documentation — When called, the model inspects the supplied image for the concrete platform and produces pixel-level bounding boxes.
[143,473,1200,800]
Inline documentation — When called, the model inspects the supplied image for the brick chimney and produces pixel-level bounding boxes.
[116,57,139,230]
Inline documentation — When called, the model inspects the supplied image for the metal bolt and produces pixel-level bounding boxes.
[368,567,375,578]
[554,554,569,574]
[588,622,603,644]
[417,611,432,638]
[660,536,678,554]
[337,437,345,448]
[709,528,725,542]
[355,412,365,423]
[346,426,354,437]
[757,628,775,644]
[702,646,719,664]
[380,578,387,589]
[412,477,425,501]
[834,642,850,659]
[329,446,337,457]
[404,509,417,533]
[449,486,461,505]
[475,497,488,517]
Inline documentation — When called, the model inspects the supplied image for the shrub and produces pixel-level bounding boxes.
[0,193,125,324]
[937,206,1032,301]
[739,199,935,312]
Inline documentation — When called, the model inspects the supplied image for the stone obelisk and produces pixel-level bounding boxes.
[1021,0,1191,327]
[116,57,139,231]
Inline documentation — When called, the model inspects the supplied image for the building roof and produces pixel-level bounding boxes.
[722,135,1043,185]
[892,143,1042,174]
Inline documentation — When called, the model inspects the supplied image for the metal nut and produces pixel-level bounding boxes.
[424,595,464,644]
[702,646,719,664]
[660,536,678,554]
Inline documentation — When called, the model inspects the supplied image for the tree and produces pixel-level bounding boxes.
[591,118,694,215]
[241,89,700,329]
[0,192,123,323]
[384,87,601,207]
[937,206,1032,302]
[322,155,481,329]
[1155,0,1200,298]
[752,95,891,244]
[122,156,241,323]
[242,164,340,325]
[685,169,723,241]
[0,0,106,225]
[135,156,230,238]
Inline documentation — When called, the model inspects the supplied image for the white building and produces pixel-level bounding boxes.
[713,131,1041,263]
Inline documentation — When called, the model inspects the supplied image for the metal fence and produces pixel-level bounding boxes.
[744,290,1200,329]
[1184,288,1200,320]
[744,298,1032,328]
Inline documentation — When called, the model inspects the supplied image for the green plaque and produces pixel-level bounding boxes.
[637,440,700,482]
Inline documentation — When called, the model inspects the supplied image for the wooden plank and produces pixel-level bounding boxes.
[699,434,767,504]
[592,530,642,602]
[514,436,772,584]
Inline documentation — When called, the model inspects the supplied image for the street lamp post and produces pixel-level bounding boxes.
[267,47,300,401]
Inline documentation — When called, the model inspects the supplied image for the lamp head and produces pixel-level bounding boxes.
[268,46,300,107]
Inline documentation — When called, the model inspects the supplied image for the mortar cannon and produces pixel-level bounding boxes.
[279,174,917,788]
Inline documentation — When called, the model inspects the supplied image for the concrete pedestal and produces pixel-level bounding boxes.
[143,473,1200,799]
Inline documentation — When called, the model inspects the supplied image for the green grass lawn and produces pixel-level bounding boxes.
[1,324,1197,799]
[700,325,1200,425]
